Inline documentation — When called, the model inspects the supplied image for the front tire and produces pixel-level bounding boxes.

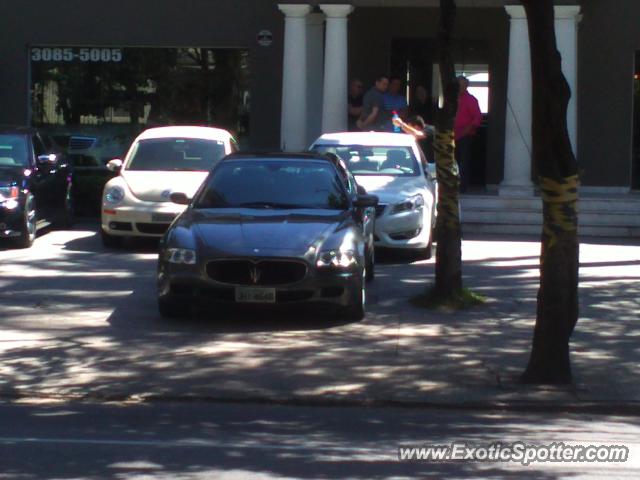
[101,228,122,248]
[343,267,366,320]
[158,296,182,319]
[57,183,75,228]
[365,244,375,282]
[14,195,36,249]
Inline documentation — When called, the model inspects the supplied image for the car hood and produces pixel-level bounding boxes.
[122,170,209,202]
[186,209,346,256]
[0,166,26,187]
[354,175,428,203]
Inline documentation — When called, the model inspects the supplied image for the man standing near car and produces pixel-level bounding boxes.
[357,74,389,131]
[455,76,482,192]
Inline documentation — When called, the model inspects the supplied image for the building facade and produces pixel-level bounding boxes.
[1,0,639,192]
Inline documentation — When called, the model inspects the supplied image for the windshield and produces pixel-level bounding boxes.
[0,134,29,168]
[126,138,226,171]
[313,145,420,177]
[194,159,350,210]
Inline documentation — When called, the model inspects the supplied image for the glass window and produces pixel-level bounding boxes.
[0,135,29,167]
[126,138,226,172]
[30,46,250,164]
[195,160,349,210]
[312,145,420,177]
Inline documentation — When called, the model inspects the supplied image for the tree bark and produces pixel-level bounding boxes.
[521,0,580,384]
[433,0,463,296]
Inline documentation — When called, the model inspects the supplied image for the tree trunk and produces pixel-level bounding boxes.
[433,0,463,297]
[521,0,580,384]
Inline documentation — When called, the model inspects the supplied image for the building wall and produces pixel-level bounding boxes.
[0,0,285,149]
[579,0,639,187]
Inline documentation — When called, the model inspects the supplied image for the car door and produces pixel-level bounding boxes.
[41,133,70,214]
[30,133,58,222]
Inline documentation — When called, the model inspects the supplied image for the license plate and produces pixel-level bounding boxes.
[152,212,176,223]
[235,287,276,304]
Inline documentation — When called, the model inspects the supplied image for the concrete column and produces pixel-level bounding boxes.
[555,6,581,157]
[306,13,325,146]
[278,4,312,151]
[320,4,354,134]
[500,5,534,197]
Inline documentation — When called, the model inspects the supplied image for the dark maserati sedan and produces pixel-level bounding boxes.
[157,153,378,320]
[0,127,73,248]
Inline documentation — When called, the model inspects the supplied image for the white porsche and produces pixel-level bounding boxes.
[311,131,437,258]
[100,126,236,247]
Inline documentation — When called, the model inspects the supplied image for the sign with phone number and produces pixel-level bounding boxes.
[31,47,123,62]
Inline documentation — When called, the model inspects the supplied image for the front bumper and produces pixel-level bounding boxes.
[158,259,362,309]
[373,205,432,250]
[102,202,186,238]
[0,205,24,238]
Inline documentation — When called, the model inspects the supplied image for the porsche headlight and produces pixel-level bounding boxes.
[391,194,424,214]
[317,249,357,269]
[104,185,125,205]
[164,248,197,265]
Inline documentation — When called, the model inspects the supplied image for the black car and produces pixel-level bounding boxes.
[157,152,378,320]
[0,126,74,248]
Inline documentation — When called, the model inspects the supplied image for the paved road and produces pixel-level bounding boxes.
[0,400,639,479]
[1,223,639,407]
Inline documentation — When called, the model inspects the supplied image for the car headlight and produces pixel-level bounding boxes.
[104,185,125,205]
[317,249,358,269]
[164,248,197,265]
[0,186,19,210]
[391,194,424,214]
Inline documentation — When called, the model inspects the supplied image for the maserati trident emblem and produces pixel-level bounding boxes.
[249,266,262,285]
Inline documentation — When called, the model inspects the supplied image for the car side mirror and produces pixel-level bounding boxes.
[37,154,58,166]
[106,159,123,173]
[353,194,378,208]
[170,192,191,205]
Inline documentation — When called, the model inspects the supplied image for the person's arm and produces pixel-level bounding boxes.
[392,117,426,139]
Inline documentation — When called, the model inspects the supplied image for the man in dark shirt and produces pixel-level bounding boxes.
[348,79,364,131]
[357,74,389,131]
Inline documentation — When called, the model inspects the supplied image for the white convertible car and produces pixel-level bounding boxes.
[100,126,236,247]
[311,132,437,258]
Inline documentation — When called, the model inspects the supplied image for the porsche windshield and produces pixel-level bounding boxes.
[0,134,28,168]
[195,159,350,210]
[127,138,226,171]
[313,145,420,177]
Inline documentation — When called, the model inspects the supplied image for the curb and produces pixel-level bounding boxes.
[3,390,640,416]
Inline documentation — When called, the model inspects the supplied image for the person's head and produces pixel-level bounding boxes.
[374,74,389,93]
[388,76,403,95]
[407,115,426,130]
[457,76,469,94]
[349,78,363,96]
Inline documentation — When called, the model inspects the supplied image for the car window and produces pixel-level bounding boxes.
[32,135,46,157]
[0,134,29,167]
[195,159,350,210]
[312,144,420,177]
[126,138,227,171]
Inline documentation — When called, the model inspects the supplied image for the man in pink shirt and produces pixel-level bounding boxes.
[455,76,482,192]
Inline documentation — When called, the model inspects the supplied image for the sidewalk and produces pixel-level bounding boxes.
[0,227,639,412]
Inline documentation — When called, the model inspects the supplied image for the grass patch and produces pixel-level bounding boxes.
[410,287,487,311]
